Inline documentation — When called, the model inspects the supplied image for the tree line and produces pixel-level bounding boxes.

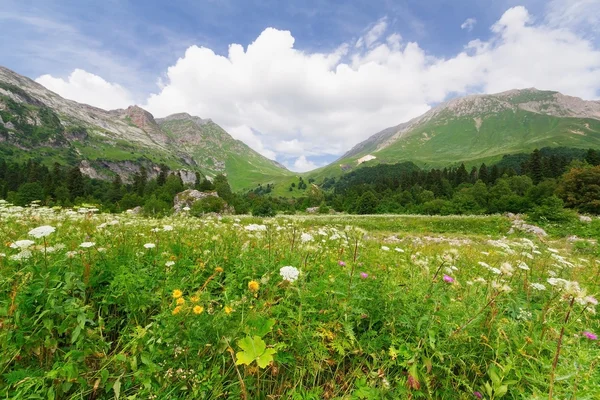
[0,147,599,216]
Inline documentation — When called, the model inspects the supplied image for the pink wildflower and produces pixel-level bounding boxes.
[338,260,346,267]
[582,331,598,340]
[443,274,454,283]
[360,272,368,279]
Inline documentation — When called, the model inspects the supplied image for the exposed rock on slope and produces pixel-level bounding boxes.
[0,65,289,190]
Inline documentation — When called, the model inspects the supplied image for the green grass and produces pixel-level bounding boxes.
[315,110,600,181]
[1,205,598,399]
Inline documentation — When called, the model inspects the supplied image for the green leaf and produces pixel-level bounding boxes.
[235,336,276,369]
[113,379,121,400]
[101,369,109,384]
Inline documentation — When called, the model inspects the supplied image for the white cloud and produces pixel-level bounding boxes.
[545,0,600,33]
[226,125,277,160]
[32,6,600,172]
[36,69,134,110]
[364,18,388,47]
[290,156,321,172]
[461,18,477,32]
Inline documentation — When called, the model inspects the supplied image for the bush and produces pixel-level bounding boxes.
[252,198,276,217]
[190,196,227,216]
[143,195,171,216]
[529,196,576,223]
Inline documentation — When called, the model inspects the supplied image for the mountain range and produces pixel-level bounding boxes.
[1,65,600,191]
[308,88,600,181]
[0,66,290,191]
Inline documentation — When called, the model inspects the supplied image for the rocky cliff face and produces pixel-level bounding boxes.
[0,65,288,189]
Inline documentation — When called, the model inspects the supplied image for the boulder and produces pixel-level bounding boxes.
[173,189,219,214]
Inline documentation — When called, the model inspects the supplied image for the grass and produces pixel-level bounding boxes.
[312,110,600,181]
[0,204,599,399]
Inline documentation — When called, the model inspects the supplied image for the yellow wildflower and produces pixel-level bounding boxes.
[215,267,224,273]
[248,280,260,293]
[172,306,182,315]
[190,295,200,303]
[172,289,183,299]
[193,305,204,315]
[176,297,185,305]
[224,306,233,315]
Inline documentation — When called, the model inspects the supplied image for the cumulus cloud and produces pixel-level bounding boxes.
[34,6,600,172]
[461,18,477,31]
[35,69,134,110]
[290,155,322,172]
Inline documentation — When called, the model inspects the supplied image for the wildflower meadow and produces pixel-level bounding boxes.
[0,201,599,399]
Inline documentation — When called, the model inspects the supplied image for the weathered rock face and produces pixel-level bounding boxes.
[178,170,197,185]
[506,213,548,237]
[173,189,219,213]
[0,65,289,190]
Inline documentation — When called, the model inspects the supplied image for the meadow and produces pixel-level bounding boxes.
[0,201,599,399]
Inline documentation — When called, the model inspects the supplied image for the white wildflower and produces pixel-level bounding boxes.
[500,262,514,276]
[13,240,35,249]
[79,242,95,248]
[280,266,300,282]
[300,233,314,243]
[245,224,267,232]
[144,243,156,249]
[165,261,175,267]
[381,246,390,251]
[530,283,546,291]
[517,261,530,271]
[28,225,56,238]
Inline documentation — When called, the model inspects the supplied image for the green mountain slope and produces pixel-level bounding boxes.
[0,66,289,191]
[311,88,600,180]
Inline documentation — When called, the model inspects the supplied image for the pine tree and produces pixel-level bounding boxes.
[478,163,489,184]
[529,149,543,184]
[469,166,478,183]
[586,149,600,166]
[133,166,147,196]
[490,165,500,184]
[157,164,169,186]
[66,166,85,200]
[213,174,233,202]
[455,164,469,185]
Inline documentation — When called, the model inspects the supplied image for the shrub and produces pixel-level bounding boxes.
[190,196,227,216]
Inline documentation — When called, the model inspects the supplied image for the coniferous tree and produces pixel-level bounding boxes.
[529,149,543,184]
[469,166,478,183]
[490,165,500,184]
[67,166,85,200]
[586,149,600,166]
[157,164,169,186]
[478,163,489,184]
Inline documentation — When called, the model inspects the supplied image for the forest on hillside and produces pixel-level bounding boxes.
[1,147,599,217]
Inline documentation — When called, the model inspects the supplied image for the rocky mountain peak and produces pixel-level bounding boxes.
[159,112,212,126]
[123,105,158,131]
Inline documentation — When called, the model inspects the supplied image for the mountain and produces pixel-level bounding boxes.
[313,88,600,179]
[0,66,290,190]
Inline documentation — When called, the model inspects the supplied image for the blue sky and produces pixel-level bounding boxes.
[1,0,599,171]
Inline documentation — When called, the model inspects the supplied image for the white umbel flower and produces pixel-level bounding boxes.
[530,283,546,291]
[28,225,56,238]
[12,240,35,249]
[300,233,314,243]
[144,243,156,249]
[79,242,95,248]
[280,266,300,282]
